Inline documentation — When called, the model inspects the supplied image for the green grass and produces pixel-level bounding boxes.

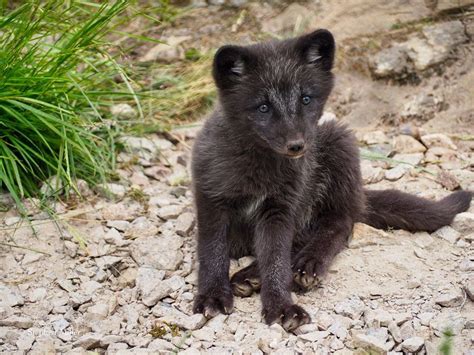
[0,1,139,209]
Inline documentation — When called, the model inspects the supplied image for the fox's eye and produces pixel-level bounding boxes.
[258,104,269,113]
[302,96,311,105]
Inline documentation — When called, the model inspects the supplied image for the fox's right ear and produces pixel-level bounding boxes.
[213,45,252,89]
[296,29,335,72]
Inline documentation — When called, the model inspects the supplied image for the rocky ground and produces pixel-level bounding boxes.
[1,1,474,354]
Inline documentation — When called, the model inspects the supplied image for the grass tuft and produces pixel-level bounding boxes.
[0,1,137,209]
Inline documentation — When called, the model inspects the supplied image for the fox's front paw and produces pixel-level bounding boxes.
[292,253,326,291]
[263,303,311,332]
[193,291,234,318]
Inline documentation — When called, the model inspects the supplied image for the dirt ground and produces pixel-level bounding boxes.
[1,1,473,354]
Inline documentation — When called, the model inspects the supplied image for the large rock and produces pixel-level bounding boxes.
[131,235,184,271]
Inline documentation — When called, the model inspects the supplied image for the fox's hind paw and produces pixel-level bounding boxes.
[292,253,325,290]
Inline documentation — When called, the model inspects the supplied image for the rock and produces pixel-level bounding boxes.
[117,267,138,288]
[29,287,47,302]
[420,133,457,150]
[0,284,24,307]
[459,257,474,271]
[81,280,102,295]
[400,321,415,340]
[401,93,443,118]
[365,309,393,327]
[360,160,384,184]
[157,204,185,220]
[452,212,474,234]
[87,303,109,320]
[69,292,92,308]
[297,330,330,343]
[261,3,313,34]
[139,36,191,63]
[4,216,21,226]
[465,279,474,301]
[0,316,34,329]
[385,165,407,181]
[432,226,460,244]
[16,330,35,351]
[405,37,446,70]
[361,131,389,145]
[350,223,388,249]
[175,212,195,236]
[418,312,435,326]
[110,103,137,120]
[431,312,465,335]
[64,240,78,258]
[392,153,424,166]
[97,183,127,199]
[131,235,184,271]
[104,227,127,246]
[136,267,166,306]
[436,171,460,191]
[148,338,175,351]
[388,321,403,343]
[328,322,348,340]
[423,21,467,50]
[124,217,159,239]
[73,333,102,350]
[158,312,207,331]
[401,337,424,353]
[392,135,426,153]
[370,45,408,77]
[106,220,130,232]
[352,331,391,354]
[334,297,366,320]
[152,137,174,151]
[192,327,215,342]
[435,290,463,307]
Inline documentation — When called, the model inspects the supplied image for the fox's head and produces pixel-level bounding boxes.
[213,29,335,159]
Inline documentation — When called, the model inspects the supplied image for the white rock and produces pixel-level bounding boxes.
[158,312,207,331]
[175,212,195,236]
[16,330,35,351]
[430,312,465,335]
[452,212,474,234]
[0,285,24,307]
[97,183,127,199]
[73,333,102,350]
[401,336,424,352]
[464,279,474,301]
[435,290,463,307]
[365,309,393,327]
[131,235,184,271]
[350,223,388,249]
[136,267,166,306]
[420,133,457,150]
[360,160,384,184]
[157,204,185,220]
[297,330,330,342]
[385,165,407,181]
[0,316,34,329]
[392,135,426,153]
[352,331,391,353]
[87,303,109,320]
[110,103,137,120]
[334,297,366,320]
[370,45,408,77]
[106,220,130,232]
[148,338,175,351]
[139,36,190,63]
[432,226,461,244]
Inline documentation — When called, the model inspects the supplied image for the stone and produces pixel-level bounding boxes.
[431,312,465,335]
[139,36,191,63]
[465,279,474,301]
[334,297,366,320]
[452,212,474,234]
[97,183,127,199]
[435,290,463,307]
[388,321,403,343]
[0,316,34,329]
[432,226,461,244]
[158,312,207,331]
[370,45,408,77]
[459,257,474,271]
[87,303,109,320]
[402,337,424,353]
[131,235,184,271]
[392,153,424,167]
[392,135,426,153]
[420,133,457,150]
[328,322,348,340]
[423,21,467,50]
[418,312,435,326]
[157,204,185,220]
[261,3,313,34]
[124,217,159,239]
[0,284,24,307]
[365,309,393,327]
[175,212,195,236]
[350,223,388,249]
[73,333,102,350]
[436,171,460,191]
[352,332,391,354]
[117,267,138,288]
[148,338,175,351]
[401,93,442,118]
[405,37,446,70]
[385,165,407,181]
[136,267,166,306]
[400,321,415,340]
[16,330,35,351]
[106,220,130,232]
[361,131,389,145]
[360,160,384,184]
[297,330,330,342]
[104,227,126,246]
[110,103,137,120]
[63,240,78,258]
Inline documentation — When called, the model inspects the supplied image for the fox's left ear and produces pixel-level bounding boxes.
[296,29,335,71]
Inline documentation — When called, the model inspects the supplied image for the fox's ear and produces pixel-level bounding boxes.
[296,29,335,71]
[213,45,252,89]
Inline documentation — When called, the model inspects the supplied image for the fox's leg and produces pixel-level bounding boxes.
[292,213,353,290]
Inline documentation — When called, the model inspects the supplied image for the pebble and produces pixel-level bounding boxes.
[73,333,102,350]
[435,290,463,307]
[420,133,457,150]
[0,285,24,307]
[352,331,391,353]
[452,212,474,234]
[157,204,185,220]
[110,103,137,120]
[297,330,330,342]
[131,235,184,271]
[460,257,474,271]
[97,183,127,199]
[334,297,366,320]
[465,279,474,301]
[432,225,461,244]
[384,165,407,181]
[401,336,424,353]
[392,135,426,153]
[16,331,35,351]
[0,316,34,329]
[106,220,130,232]
[175,212,195,236]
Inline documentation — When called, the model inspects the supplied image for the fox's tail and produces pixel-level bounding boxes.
[362,189,472,233]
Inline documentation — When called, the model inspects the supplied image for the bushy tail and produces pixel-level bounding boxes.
[362,189,472,233]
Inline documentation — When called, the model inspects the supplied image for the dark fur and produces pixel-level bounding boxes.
[191,30,472,331]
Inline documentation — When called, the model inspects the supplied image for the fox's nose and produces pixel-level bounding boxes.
[287,139,305,154]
